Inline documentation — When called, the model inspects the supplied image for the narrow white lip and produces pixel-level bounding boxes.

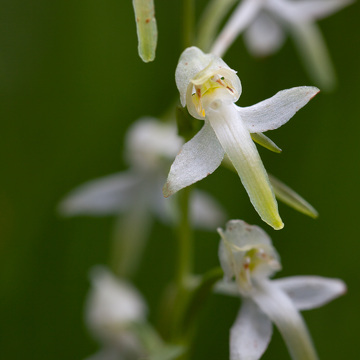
[206,100,283,230]
[250,278,319,360]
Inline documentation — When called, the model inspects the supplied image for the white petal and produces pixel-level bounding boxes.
[211,0,264,57]
[252,279,319,360]
[291,22,335,90]
[230,299,273,360]
[175,47,233,107]
[58,172,141,216]
[244,12,285,57]
[207,101,283,230]
[190,189,227,230]
[163,121,225,197]
[294,0,353,20]
[268,0,353,23]
[238,86,319,133]
[273,276,346,311]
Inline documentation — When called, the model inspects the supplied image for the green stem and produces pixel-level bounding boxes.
[183,0,195,48]
[157,186,194,344]
[176,186,193,288]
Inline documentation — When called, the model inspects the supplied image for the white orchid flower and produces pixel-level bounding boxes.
[217,220,346,360]
[211,0,353,89]
[164,46,318,230]
[59,118,226,276]
[85,267,147,360]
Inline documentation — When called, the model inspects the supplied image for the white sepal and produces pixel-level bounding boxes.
[230,299,273,360]
[163,121,225,197]
[273,276,346,311]
[238,86,319,133]
[58,172,141,216]
[269,0,354,23]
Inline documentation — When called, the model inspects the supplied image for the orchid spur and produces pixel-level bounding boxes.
[163,46,318,230]
[217,220,346,360]
[211,0,353,89]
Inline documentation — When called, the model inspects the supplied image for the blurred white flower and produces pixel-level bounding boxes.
[164,47,318,230]
[217,220,346,360]
[85,267,147,360]
[211,0,353,89]
[85,267,184,360]
[59,117,226,276]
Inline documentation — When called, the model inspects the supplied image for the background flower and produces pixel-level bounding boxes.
[59,117,226,276]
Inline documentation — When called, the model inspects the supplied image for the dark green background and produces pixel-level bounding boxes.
[1,1,359,359]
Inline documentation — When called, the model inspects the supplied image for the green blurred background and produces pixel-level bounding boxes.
[1,1,359,359]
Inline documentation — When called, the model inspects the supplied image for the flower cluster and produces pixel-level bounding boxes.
[60,1,351,359]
